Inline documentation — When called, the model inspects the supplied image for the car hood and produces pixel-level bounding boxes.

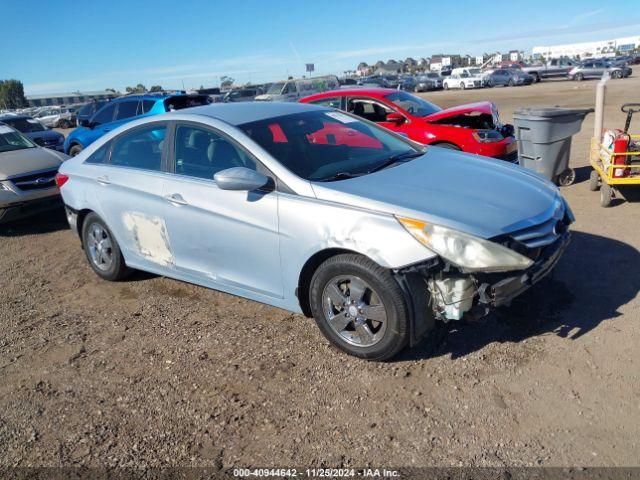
[0,147,65,180]
[311,148,561,239]
[25,130,64,142]
[423,101,495,122]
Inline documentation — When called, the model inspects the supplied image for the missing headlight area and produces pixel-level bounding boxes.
[427,276,476,321]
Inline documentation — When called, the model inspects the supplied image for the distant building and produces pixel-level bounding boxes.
[532,35,640,60]
[26,90,118,107]
[509,50,524,62]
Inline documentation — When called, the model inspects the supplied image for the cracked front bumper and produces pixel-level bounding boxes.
[479,232,570,307]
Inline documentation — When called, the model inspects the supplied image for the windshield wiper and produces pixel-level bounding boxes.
[319,171,364,182]
[368,150,423,174]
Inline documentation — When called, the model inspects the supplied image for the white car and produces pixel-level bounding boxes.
[443,74,484,90]
[36,107,76,129]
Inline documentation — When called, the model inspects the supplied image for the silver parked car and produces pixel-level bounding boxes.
[36,107,76,128]
[485,69,534,87]
[58,102,572,360]
[568,59,631,81]
[0,123,67,223]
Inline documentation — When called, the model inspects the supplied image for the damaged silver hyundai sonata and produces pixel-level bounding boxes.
[56,102,573,360]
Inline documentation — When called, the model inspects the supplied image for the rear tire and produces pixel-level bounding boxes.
[309,254,409,361]
[82,213,132,281]
[575,73,584,82]
[613,70,622,79]
[460,83,465,90]
[600,183,613,207]
[589,170,600,191]
[443,83,449,90]
[69,144,83,157]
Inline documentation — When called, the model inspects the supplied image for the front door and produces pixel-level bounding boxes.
[161,122,283,298]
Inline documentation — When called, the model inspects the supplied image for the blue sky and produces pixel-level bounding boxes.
[2,0,640,94]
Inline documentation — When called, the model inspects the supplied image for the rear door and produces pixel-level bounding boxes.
[93,121,173,271]
[161,121,283,298]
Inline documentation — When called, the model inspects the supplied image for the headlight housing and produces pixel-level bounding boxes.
[472,129,504,143]
[397,217,534,272]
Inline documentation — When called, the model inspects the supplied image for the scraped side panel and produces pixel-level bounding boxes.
[122,212,173,266]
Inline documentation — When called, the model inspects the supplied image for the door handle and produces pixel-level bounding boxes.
[164,193,188,206]
[96,175,110,185]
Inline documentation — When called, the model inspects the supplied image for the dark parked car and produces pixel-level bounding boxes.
[0,114,65,151]
[485,69,534,87]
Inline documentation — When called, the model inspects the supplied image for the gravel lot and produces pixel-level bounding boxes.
[1,76,639,471]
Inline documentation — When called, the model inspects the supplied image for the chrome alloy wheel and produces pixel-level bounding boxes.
[322,275,388,347]
[86,222,114,272]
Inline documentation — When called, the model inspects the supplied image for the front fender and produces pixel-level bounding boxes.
[277,192,436,310]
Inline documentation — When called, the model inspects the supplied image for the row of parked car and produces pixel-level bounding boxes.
[357,56,634,92]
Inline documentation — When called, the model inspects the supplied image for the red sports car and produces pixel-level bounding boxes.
[300,88,517,161]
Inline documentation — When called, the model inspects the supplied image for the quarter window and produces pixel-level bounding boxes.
[141,100,156,113]
[174,124,256,180]
[85,144,109,164]
[109,124,166,171]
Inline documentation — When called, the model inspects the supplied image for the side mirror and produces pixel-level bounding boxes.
[386,112,405,125]
[214,167,269,191]
[79,118,92,128]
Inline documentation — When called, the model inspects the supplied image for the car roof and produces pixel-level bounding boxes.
[181,101,325,126]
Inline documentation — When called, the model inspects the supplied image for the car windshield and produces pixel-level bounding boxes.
[239,110,422,182]
[3,117,46,133]
[384,91,441,117]
[0,125,37,152]
[468,69,481,75]
[267,82,286,94]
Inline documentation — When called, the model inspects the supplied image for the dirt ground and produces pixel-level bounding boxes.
[1,76,639,471]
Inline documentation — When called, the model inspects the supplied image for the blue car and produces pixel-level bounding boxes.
[0,114,65,151]
[64,93,210,156]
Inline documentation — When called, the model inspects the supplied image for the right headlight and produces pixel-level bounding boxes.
[397,217,534,272]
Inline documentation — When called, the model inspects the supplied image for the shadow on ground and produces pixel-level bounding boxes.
[0,207,68,237]
[401,230,640,361]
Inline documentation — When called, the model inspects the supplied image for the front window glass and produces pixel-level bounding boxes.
[239,110,421,182]
[384,91,441,117]
[92,104,117,125]
[110,124,166,171]
[174,124,256,180]
[4,117,46,133]
[0,125,37,152]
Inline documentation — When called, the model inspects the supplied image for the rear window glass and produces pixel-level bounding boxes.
[163,95,210,111]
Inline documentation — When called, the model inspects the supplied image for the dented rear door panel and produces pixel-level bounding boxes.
[94,167,173,271]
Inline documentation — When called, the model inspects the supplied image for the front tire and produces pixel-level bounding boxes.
[82,213,131,281]
[69,144,84,157]
[575,73,584,81]
[309,254,409,361]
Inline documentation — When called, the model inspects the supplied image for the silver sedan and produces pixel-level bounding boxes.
[58,102,572,360]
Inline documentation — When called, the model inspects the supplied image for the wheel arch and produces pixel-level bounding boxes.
[297,247,367,317]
